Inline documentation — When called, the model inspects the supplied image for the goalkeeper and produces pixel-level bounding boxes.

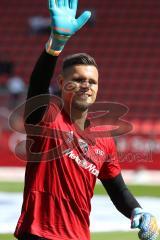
[14,0,159,239]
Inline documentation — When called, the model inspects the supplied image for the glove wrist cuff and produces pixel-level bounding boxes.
[131,207,143,217]
[46,32,70,56]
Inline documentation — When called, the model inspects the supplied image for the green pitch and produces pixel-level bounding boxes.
[0,181,160,197]
[94,183,160,197]
[1,232,160,239]
[0,231,138,240]
[92,231,138,240]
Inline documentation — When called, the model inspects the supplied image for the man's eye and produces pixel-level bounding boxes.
[73,79,82,82]
[89,81,96,85]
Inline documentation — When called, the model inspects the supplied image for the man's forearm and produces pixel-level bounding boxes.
[101,173,141,218]
[25,50,58,125]
[27,50,58,99]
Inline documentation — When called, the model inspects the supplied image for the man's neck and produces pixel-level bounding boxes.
[64,105,88,131]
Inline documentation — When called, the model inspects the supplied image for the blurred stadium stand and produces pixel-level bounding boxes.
[0,0,160,169]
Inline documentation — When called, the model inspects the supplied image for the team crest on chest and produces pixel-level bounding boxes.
[66,131,74,143]
[78,139,89,154]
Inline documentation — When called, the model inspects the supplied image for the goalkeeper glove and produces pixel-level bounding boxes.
[131,207,159,240]
[46,0,91,56]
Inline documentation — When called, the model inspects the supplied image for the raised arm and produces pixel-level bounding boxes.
[25,0,91,124]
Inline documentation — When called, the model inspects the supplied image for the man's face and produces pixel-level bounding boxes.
[60,65,99,111]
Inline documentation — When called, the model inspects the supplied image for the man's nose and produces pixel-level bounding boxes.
[81,81,90,88]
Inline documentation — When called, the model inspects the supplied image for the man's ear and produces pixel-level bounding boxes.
[58,74,64,90]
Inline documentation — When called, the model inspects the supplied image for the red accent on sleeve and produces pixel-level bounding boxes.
[98,137,121,180]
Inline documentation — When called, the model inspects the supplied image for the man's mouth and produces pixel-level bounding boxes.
[76,92,91,99]
[77,91,91,96]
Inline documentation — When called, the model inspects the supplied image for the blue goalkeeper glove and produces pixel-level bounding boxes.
[46,0,91,56]
[131,207,159,240]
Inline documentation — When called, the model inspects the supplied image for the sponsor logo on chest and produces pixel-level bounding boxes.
[65,149,99,177]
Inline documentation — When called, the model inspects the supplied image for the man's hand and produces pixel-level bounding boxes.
[49,0,91,36]
[131,208,159,240]
[46,0,91,56]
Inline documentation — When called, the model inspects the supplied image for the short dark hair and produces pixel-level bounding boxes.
[62,53,98,71]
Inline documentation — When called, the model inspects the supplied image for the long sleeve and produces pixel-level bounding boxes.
[101,173,141,218]
[25,50,58,124]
